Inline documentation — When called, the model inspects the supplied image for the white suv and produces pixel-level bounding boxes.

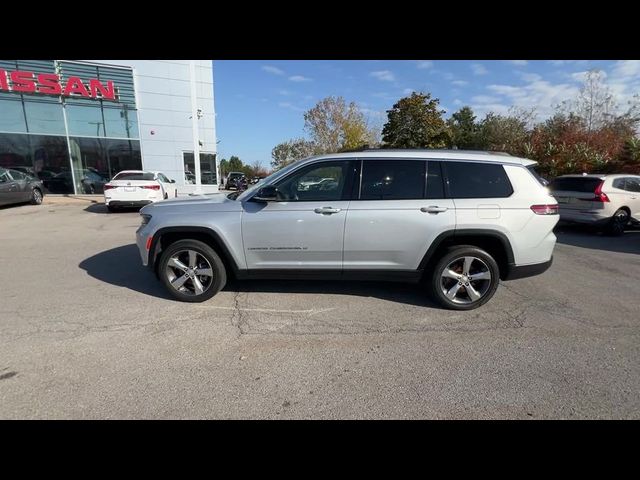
[135,150,559,310]
[549,174,640,235]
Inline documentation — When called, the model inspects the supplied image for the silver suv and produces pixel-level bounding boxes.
[136,150,559,310]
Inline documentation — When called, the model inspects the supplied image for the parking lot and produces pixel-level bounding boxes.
[1,198,639,419]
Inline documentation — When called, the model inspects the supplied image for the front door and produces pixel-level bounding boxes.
[0,169,19,205]
[241,160,357,270]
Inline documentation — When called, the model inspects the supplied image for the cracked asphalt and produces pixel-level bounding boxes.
[1,201,639,419]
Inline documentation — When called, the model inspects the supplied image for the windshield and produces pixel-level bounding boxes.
[234,159,308,201]
[114,172,155,181]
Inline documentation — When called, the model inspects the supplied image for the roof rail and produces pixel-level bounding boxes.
[347,147,512,156]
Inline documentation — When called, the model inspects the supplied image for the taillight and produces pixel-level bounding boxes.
[141,184,160,190]
[593,181,610,202]
[103,184,115,190]
[531,204,559,215]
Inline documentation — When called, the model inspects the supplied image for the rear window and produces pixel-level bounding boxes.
[445,161,513,198]
[113,172,155,181]
[549,177,602,193]
[527,165,549,186]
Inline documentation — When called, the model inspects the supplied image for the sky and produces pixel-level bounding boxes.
[213,60,640,168]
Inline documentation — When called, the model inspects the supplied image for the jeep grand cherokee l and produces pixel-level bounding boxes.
[135,150,559,310]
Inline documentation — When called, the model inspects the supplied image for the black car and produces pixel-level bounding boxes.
[0,167,45,207]
[225,172,245,190]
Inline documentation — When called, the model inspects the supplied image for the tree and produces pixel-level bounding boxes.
[477,112,529,155]
[447,106,481,149]
[271,138,317,170]
[227,155,243,172]
[558,69,615,135]
[303,96,376,153]
[381,92,450,148]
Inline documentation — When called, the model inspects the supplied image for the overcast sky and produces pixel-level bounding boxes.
[213,60,640,167]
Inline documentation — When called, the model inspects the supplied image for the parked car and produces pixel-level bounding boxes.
[0,167,45,207]
[80,169,109,194]
[250,176,265,185]
[103,170,177,212]
[225,172,245,190]
[549,174,640,235]
[135,150,559,310]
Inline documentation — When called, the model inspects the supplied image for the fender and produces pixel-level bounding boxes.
[149,226,242,276]
[417,228,515,271]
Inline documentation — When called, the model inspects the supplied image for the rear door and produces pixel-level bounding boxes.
[0,169,20,205]
[343,159,455,271]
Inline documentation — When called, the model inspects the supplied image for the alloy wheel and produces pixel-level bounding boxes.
[165,249,214,296]
[440,256,493,305]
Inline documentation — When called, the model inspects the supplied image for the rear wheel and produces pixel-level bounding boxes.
[30,188,43,205]
[429,246,500,310]
[605,208,629,236]
[159,239,226,302]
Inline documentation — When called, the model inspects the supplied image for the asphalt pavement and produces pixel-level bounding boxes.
[0,201,638,418]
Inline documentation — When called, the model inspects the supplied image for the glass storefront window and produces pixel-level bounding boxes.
[65,105,106,137]
[200,153,216,184]
[102,106,139,138]
[0,99,27,133]
[183,152,217,185]
[24,99,66,135]
[105,138,142,178]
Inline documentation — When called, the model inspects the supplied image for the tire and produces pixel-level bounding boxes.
[428,246,500,311]
[30,188,43,205]
[164,192,168,200]
[158,239,227,303]
[604,208,629,236]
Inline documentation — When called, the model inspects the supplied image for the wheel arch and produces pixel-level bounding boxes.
[150,226,240,279]
[418,229,515,280]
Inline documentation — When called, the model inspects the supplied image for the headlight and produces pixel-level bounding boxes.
[140,214,152,225]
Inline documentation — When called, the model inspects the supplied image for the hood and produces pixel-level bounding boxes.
[140,192,240,214]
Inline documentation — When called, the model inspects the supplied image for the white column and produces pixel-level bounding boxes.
[189,60,202,194]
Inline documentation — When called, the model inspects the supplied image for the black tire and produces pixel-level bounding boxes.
[604,208,629,236]
[30,188,43,205]
[158,239,226,303]
[428,245,500,311]
[164,192,168,199]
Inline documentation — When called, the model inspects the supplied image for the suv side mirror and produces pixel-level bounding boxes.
[170,179,176,183]
[252,185,277,202]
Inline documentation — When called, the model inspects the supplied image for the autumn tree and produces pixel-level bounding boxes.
[303,96,377,153]
[381,92,450,148]
[447,106,482,149]
[477,113,529,155]
[271,138,317,170]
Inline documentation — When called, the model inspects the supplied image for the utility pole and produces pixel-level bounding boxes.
[189,60,202,194]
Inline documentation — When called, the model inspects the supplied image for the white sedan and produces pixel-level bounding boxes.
[104,170,178,212]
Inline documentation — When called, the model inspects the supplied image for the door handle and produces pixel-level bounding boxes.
[420,206,448,213]
[314,207,342,214]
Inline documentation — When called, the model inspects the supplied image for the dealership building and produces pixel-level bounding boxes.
[0,60,219,194]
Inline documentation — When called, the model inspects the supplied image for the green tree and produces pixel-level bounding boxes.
[303,96,376,153]
[381,92,450,148]
[227,155,243,172]
[477,112,529,155]
[447,106,481,149]
[271,138,317,170]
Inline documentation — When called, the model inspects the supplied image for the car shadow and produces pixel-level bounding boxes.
[80,244,437,307]
[79,244,172,299]
[84,204,142,214]
[555,223,640,255]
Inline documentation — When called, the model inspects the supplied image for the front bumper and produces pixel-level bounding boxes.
[503,257,553,281]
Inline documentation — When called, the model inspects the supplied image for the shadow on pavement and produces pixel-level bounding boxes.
[79,244,437,307]
[79,244,172,299]
[223,279,437,308]
[555,223,640,255]
[84,203,142,214]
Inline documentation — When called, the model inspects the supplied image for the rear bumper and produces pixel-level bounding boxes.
[503,257,553,281]
[108,200,153,208]
[559,209,611,225]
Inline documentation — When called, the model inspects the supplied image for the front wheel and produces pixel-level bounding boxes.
[429,246,500,310]
[158,239,227,302]
[30,188,43,205]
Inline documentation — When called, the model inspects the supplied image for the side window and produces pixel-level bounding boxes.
[612,178,626,190]
[274,160,353,202]
[157,173,169,183]
[445,161,513,198]
[426,161,445,199]
[625,178,640,193]
[0,170,11,182]
[360,160,425,200]
[9,170,24,180]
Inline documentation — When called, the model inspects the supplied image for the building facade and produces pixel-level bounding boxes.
[0,60,218,195]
